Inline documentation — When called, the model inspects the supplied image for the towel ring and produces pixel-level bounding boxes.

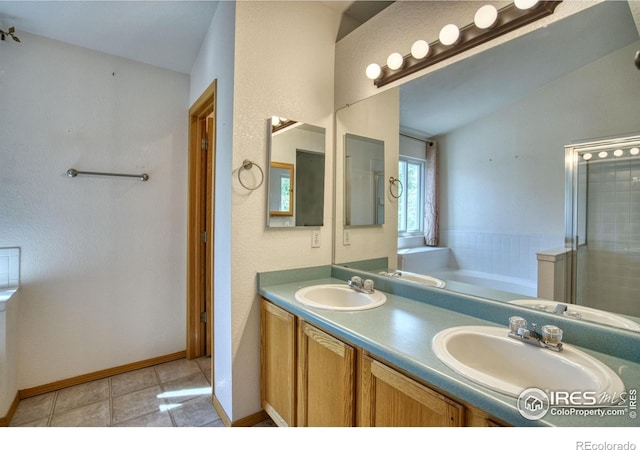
[389,177,403,199]
[238,159,264,191]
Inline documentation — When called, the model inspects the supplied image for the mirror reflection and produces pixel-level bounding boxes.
[269,162,293,216]
[344,133,385,226]
[336,1,640,330]
[267,118,326,227]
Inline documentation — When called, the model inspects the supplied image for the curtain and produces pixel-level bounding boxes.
[424,140,439,247]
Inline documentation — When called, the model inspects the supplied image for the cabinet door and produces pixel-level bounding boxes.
[261,299,296,427]
[359,354,464,427]
[297,321,356,426]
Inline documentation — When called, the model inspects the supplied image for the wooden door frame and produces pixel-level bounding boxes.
[187,80,216,359]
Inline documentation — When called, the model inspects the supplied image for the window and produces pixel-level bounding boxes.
[398,156,425,236]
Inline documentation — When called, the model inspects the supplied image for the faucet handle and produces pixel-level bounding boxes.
[542,325,563,344]
[509,316,527,334]
[363,279,374,291]
[350,276,362,286]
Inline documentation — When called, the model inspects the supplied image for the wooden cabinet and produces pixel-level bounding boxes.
[358,353,464,427]
[297,321,356,426]
[260,300,296,427]
[260,298,508,427]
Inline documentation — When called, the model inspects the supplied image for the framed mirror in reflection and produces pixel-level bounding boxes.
[269,162,293,216]
[335,1,640,330]
[344,133,385,227]
[267,118,326,228]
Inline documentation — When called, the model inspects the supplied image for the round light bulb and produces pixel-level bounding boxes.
[598,151,608,159]
[365,63,381,80]
[411,40,430,59]
[614,149,624,157]
[582,153,592,161]
[474,5,498,29]
[271,116,281,126]
[515,0,539,10]
[630,147,640,155]
[387,52,404,70]
[439,24,460,46]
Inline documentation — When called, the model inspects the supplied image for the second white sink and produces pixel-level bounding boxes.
[432,326,625,398]
[294,284,387,311]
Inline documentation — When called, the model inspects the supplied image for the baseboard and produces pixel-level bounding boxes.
[19,350,186,399]
[212,394,231,426]
[0,392,20,427]
[211,395,269,427]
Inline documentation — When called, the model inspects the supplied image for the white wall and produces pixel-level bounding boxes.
[0,32,189,388]
[190,1,340,421]
[334,88,400,266]
[188,0,236,420]
[439,40,640,280]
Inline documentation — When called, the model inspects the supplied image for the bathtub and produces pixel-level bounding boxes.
[398,247,536,297]
[430,269,537,297]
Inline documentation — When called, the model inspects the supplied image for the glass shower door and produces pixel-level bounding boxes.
[566,134,640,319]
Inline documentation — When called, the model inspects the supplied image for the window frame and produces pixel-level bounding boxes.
[398,155,426,237]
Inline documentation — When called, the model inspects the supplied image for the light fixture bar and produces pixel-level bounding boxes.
[373,1,563,88]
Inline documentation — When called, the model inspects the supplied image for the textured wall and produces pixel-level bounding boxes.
[188,0,237,419]
[0,32,189,388]
[231,1,339,420]
[334,88,400,266]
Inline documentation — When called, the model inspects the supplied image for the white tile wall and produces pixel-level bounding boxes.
[440,230,563,282]
[0,247,20,289]
[578,158,640,317]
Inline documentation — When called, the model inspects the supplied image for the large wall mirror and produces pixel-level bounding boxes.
[335,1,640,331]
[267,118,326,227]
[344,133,385,226]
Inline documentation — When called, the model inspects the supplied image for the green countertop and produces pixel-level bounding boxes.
[257,266,640,428]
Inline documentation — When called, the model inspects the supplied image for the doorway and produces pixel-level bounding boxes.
[187,80,216,359]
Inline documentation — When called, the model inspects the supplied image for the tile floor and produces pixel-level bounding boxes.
[9,356,275,427]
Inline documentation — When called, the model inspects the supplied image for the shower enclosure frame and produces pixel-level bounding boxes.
[564,133,640,305]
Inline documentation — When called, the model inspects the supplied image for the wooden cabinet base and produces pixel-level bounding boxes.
[261,298,509,427]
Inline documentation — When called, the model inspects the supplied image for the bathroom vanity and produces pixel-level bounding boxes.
[258,265,640,427]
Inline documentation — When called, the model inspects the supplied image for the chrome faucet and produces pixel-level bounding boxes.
[508,316,563,352]
[348,276,375,294]
[378,271,401,278]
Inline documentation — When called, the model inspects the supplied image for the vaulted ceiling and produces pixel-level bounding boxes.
[0,1,392,74]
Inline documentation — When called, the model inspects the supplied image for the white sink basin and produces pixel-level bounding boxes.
[432,326,624,398]
[509,299,640,332]
[394,270,446,288]
[294,284,387,311]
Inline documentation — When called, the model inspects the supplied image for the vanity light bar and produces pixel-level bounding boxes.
[368,1,563,88]
[581,147,640,161]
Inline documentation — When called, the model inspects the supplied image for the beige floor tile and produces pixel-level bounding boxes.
[54,378,110,414]
[254,418,277,427]
[160,372,211,403]
[116,410,174,427]
[10,392,55,426]
[10,417,50,427]
[111,385,165,425]
[169,395,221,427]
[50,400,111,427]
[154,359,201,383]
[195,356,211,377]
[111,366,158,398]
